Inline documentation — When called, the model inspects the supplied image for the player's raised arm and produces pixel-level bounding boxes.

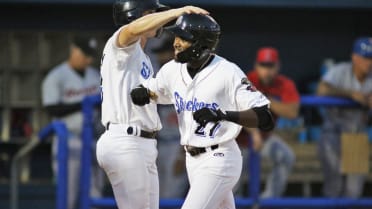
[118,6,209,47]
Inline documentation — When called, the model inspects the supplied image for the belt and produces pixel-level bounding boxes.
[106,123,157,139]
[184,144,219,157]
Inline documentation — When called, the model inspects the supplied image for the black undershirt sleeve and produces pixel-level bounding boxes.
[252,105,275,132]
[45,103,82,118]
[223,105,274,131]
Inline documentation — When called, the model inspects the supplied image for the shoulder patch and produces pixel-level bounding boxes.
[141,62,151,79]
[241,78,257,92]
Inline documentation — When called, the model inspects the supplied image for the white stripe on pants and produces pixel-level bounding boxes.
[182,140,242,209]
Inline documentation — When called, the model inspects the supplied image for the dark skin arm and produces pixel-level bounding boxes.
[193,105,274,132]
[223,109,258,127]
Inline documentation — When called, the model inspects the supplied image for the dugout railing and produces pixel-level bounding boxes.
[68,94,372,209]
[10,121,69,209]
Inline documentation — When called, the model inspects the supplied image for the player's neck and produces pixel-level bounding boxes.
[140,37,147,49]
[187,55,214,79]
[68,60,86,78]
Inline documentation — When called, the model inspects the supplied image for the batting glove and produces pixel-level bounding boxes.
[130,85,150,106]
[193,108,226,127]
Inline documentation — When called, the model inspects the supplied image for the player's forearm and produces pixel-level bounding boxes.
[45,103,81,117]
[317,81,352,98]
[127,9,182,35]
[119,8,184,47]
[223,105,275,131]
[269,100,299,119]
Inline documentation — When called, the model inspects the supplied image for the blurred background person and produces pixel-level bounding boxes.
[316,37,372,198]
[41,36,104,209]
[148,35,189,200]
[236,47,299,198]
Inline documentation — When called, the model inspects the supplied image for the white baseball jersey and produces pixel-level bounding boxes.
[42,62,101,133]
[100,26,161,131]
[147,55,269,147]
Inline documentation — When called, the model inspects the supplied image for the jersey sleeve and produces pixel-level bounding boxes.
[229,66,270,111]
[109,26,141,68]
[281,79,300,103]
[321,64,344,87]
[42,70,61,106]
[144,64,173,105]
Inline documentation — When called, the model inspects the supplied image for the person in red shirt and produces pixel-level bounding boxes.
[236,47,299,198]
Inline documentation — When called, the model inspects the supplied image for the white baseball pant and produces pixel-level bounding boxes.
[96,124,159,209]
[182,139,242,209]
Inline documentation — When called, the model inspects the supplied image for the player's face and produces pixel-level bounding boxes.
[173,36,192,57]
[70,46,93,70]
[255,62,280,85]
[352,53,372,75]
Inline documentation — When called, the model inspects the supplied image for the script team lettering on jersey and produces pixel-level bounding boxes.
[174,91,219,114]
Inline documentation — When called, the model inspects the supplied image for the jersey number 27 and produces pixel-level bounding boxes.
[195,122,221,138]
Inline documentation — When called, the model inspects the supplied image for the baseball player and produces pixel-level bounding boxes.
[95,1,208,209]
[41,36,103,209]
[130,14,274,209]
[317,37,372,198]
[245,47,297,198]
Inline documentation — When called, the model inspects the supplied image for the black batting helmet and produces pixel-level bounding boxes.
[113,0,169,26]
[165,13,221,63]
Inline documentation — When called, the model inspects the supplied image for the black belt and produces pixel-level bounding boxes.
[106,123,157,139]
[184,144,219,156]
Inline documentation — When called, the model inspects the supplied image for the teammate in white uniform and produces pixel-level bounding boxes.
[130,14,275,209]
[95,1,209,208]
[42,36,103,209]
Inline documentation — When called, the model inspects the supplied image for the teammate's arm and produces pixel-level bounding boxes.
[317,81,367,105]
[131,65,173,105]
[118,6,209,47]
[269,79,299,119]
[317,81,353,97]
[44,103,81,117]
[243,127,263,151]
[269,100,299,119]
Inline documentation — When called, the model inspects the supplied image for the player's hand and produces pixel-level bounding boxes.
[193,108,226,127]
[351,91,367,106]
[175,6,209,16]
[367,94,372,109]
[245,127,263,151]
[130,85,150,106]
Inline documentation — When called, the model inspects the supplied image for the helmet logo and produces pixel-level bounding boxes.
[141,62,151,79]
[176,16,184,25]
